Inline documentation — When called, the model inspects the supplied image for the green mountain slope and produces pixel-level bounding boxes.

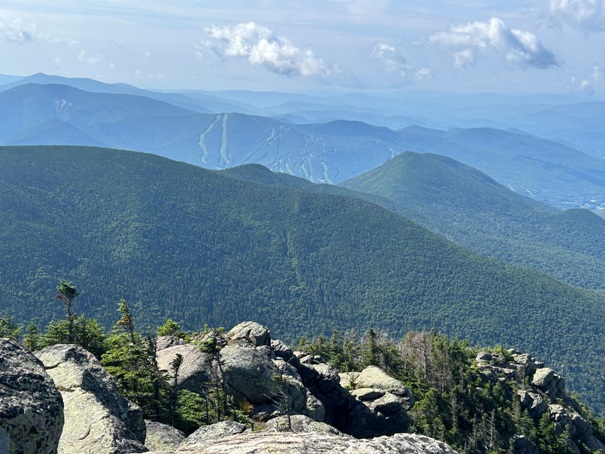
[341,152,605,290]
[2,145,605,412]
[395,126,605,209]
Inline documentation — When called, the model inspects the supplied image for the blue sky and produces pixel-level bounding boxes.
[1,0,604,94]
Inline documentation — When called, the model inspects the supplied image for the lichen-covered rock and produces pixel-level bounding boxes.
[35,344,147,454]
[531,368,564,398]
[220,345,280,404]
[144,420,185,452]
[177,421,247,452]
[517,390,548,419]
[157,344,215,392]
[0,338,64,454]
[175,430,457,453]
[225,322,271,347]
[265,414,341,434]
[354,366,415,410]
[304,392,325,421]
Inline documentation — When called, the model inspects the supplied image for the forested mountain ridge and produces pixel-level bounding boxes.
[394,126,605,210]
[341,152,605,290]
[3,145,605,414]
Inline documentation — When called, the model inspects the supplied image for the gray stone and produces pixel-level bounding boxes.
[476,351,492,362]
[157,344,215,392]
[344,393,410,438]
[220,346,280,403]
[145,420,185,452]
[517,390,547,419]
[265,415,341,434]
[511,353,539,377]
[532,368,564,398]
[36,344,147,454]
[351,388,386,401]
[0,338,64,454]
[354,366,414,411]
[282,376,308,413]
[271,340,296,363]
[272,358,301,382]
[178,421,247,451]
[303,393,325,421]
[512,434,538,454]
[174,431,457,453]
[531,368,555,388]
[225,322,271,347]
[156,336,186,351]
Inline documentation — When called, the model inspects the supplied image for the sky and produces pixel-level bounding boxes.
[0,0,604,95]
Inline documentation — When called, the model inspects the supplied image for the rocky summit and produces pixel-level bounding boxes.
[0,338,64,454]
[145,415,457,454]
[4,320,605,453]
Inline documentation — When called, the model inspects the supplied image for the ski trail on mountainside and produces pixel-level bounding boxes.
[198,115,222,164]
[220,114,229,166]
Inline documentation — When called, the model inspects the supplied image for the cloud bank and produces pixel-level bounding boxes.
[550,0,605,31]
[0,10,35,44]
[199,22,332,77]
[430,17,560,69]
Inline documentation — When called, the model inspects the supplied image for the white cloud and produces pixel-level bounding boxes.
[453,49,475,69]
[198,22,332,77]
[0,10,36,44]
[593,64,603,80]
[550,0,605,31]
[580,78,595,94]
[370,42,431,82]
[371,42,406,72]
[430,17,560,69]
[78,50,104,65]
[415,67,431,80]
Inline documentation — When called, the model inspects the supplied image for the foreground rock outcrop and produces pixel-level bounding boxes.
[156,322,415,440]
[144,416,457,453]
[36,344,147,454]
[0,338,64,454]
[144,420,185,452]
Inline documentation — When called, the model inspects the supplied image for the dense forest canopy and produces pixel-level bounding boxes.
[2,145,605,414]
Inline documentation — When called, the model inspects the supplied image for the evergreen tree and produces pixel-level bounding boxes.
[0,312,21,341]
[101,300,166,419]
[22,321,43,351]
[42,315,106,357]
[55,279,80,343]
[157,319,184,338]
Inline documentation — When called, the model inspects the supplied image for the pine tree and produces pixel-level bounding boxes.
[55,279,79,343]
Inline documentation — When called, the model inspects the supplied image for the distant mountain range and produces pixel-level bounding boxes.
[2,145,605,414]
[1,75,605,210]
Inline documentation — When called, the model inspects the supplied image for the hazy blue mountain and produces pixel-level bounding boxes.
[342,151,605,289]
[0,72,141,95]
[0,84,406,183]
[0,74,23,86]
[0,73,218,114]
[2,80,604,210]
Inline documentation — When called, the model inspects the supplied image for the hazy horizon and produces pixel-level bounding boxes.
[0,1,603,96]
